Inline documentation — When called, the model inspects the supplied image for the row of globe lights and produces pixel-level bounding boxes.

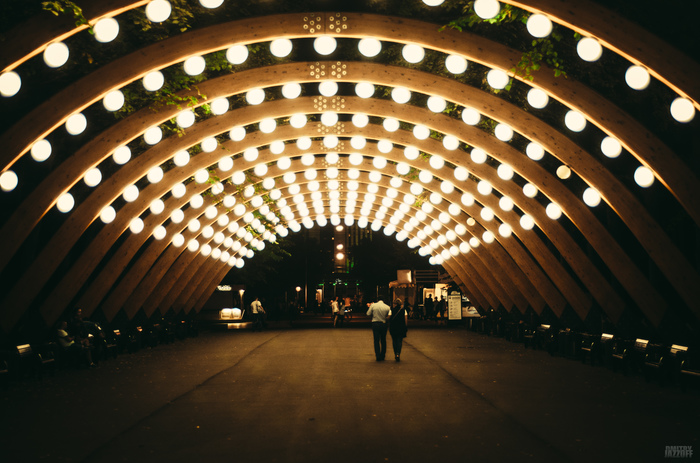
[2,5,695,128]
[420,0,696,122]
[0,32,658,195]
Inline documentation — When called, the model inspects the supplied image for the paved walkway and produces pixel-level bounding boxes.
[1,321,698,462]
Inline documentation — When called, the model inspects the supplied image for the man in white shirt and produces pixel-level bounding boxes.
[250,297,265,331]
[366,299,391,361]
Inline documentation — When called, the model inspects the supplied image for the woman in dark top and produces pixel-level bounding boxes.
[389,298,408,362]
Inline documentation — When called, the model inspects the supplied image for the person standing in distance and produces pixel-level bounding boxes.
[250,297,265,331]
[366,299,391,361]
[389,298,408,362]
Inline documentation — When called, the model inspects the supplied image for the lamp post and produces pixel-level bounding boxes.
[296,286,301,312]
[239,289,245,314]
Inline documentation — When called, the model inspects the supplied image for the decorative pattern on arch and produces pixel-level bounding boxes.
[0,1,698,340]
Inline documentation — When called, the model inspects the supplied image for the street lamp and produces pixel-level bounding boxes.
[296,286,301,312]
[239,289,245,312]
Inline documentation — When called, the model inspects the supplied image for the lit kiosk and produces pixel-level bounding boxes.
[217,285,250,329]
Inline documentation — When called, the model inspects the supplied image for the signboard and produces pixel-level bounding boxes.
[448,294,462,320]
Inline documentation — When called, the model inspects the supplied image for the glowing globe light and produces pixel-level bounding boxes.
[577,37,603,62]
[200,0,224,7]
[377,139,393,153]
[324,135,339,148]
[477,180,492,196]
[349,153,363,166]
[383,118,400,132]
[497,164,514,180]
[440,181,454,194]
[43,42,69,68]
[471,148,487,164]
[145,0,172,22]
[31,139,52,162]
[499,196,514,211]
[246,88,265,105]
[65,113,87,135]
[319,80,338,96]
[282,82,302,99]
[443,134,459,150]
[427,95,447,113]
[226,44,249,64]
[462,107,481,125]
[486,69,509,89]
[172,183,186,198]
[625,65,650,90]
[187,239,199,253]
[404,146,420,160]
[194,169,209,184]
[454,166,469,181]
[429,154,445,170]
[143,126,162,145]
[523,183,538,198]
[314,36,337,55]
[526,14,553,38]
[301,153,315,166]
[461,192,475,207]
[113,145,131,165]
[402,44,425,63]
[498,223,512,238]
[276,157,292,172]
[373,156,388,169]
[526,142,545,161]
[122,184,139,202]
[445,54,468,74]
[358,38,382,57]
[94,17,119,43]
[229,126,246,141]
[190,194,204,209]
[1,170,18,192]
[188,218,201,233]
[545,203,562,220]
[146,166,163,184]
[634,166,655,187]
[670,97,695,123]
[270,38,293,57]
[583,187,601,207]
[413,124,430,140]
[527,88,549,109]
[103,90,125,111]
[520,214,535,230]
[243,147,259,162]
[288,114,307,129]
[56,193,74,213]
[259,117,277,133]
[174,150,190,167]
[459,242,470,253]
[600,137,622,159]
[556,165,571,180]
[130,218,145,234]
[210,97,229,115]
[419,170,433,184]
[201,137,218,152]
[355,82,375,99]
[396,162,411,175]
[352,113,369,127]
[482,231,495,244]
[422,0,445,5]
[100,206,116,224]
[564,110,587,132]
[494,123,513,141]
[469,237,480,249]
[391,87,411,104]
[172,234,185,247]
[0,71,21,97]
[321,111,338,126]
[474,0,500,19]
[143,71,164,91]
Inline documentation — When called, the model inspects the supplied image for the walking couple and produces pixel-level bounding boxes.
[366,298,408,362]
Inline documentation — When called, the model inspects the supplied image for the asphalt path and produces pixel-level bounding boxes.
[1,322,698,462]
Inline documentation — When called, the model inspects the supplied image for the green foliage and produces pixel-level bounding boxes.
[441,1,567,85]
[41,0,90,30]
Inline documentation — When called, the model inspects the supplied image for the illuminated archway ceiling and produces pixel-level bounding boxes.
[1,0,698,334]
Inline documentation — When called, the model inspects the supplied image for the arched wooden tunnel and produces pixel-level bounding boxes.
[0,0,698,341]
